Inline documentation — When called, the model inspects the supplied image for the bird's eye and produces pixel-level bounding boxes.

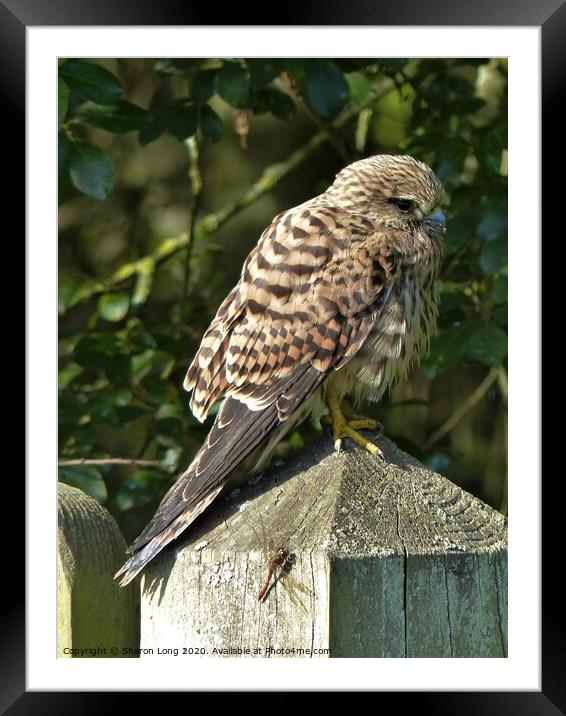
[391,198,414,212]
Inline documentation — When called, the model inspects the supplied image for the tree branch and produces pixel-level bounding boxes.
[58,458,167,470]
[423,367,499,451]
[182,135,202,300]
[61,77,393,313]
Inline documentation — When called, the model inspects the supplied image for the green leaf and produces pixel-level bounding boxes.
[59,398,87,425]
[60,424,96,454]
[163,103,198,141]
[476,138,505,174]
[378,59,407,74]
[464,324,507,367]
[76,100,151,133]
[191,70,217,103]
[158,446,182,471]
[426,318,508,375]
[434,139,468,186]
[59,59,124,105]
[346,72,372,106]
[334,59,378,73]
[492,305,508,329]
[73,333,124,360]
[216,62,251,108]
[152,330,186,359]
[248,59,284,87]
[115,404,149,424]
[303,60,350,119]
[59,467,108,502]
[127,323,157,351]
[140,102,198,144]
[58,131,72,202]
[155,402,184,420]
[140,375,178,404]
[424,323,474,377]
[138,116,165,146]
[131,351,156,381]
[477,209,507,243]
[480,238,507,274]
[492,271,508,304]
[438,284,475,323]
[259,87,296,120]
[71,337,131,382]
[199,104,223,142]
[446,75,475,98]
[444,210,475,252]
[68,140,114,199]
[98,292,130,322]
[61,278,105,312]
[58,78,69,126]
[131,349,174,381]
[155,416,185,447]
[91,401,120,426]
[58,362,84,391]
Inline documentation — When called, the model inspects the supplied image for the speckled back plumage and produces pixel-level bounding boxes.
[115,154,445,586]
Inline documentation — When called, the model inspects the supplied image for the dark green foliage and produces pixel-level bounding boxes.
[157,102,199,141]
[58,57,508,538]
[75,100,152,134]
[58,78,69,127]
[59,59,124,105]
[301,60,351,118]
[58,465,108,502]
[254,87,296,120]
[98,292,130,322]
[68,140,114,200]
[190,69,217,103]
[215,61,251,108]
[199,104,223,142]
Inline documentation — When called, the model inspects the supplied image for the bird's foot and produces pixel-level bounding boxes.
[340,401,385,433]
[322,399,383,457]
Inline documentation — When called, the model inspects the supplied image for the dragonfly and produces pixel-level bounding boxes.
[257,544,290,601]
[251,516,313,610]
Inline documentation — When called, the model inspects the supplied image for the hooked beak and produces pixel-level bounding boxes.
[426,209,446,228]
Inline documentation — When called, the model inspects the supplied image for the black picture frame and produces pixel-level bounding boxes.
[12,0,553,710]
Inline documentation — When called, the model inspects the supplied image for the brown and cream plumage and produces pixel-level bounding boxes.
[115,154,445,586]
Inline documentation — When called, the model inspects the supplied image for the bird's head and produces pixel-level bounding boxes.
[326,154,446,231]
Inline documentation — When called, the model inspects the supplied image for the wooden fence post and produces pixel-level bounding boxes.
[140,435,507,658]
[58,482,140,657]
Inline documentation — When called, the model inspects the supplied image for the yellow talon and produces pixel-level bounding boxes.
[321,395,383,458]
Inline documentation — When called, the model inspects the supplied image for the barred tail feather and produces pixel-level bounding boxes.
[114,398,282,586]
[114,484,224,587]
[114,366,326,586]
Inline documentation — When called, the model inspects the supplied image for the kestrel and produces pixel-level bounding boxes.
[116,154,445,586]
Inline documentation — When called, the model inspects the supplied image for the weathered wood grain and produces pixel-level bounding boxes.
[58,483,140,657]
[141,434,507,658]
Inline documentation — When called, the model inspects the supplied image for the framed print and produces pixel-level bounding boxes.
[13,0,553,710]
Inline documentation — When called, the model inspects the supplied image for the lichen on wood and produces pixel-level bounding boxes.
[140,434,507,658]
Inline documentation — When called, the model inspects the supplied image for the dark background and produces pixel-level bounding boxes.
[0,0,555,709]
